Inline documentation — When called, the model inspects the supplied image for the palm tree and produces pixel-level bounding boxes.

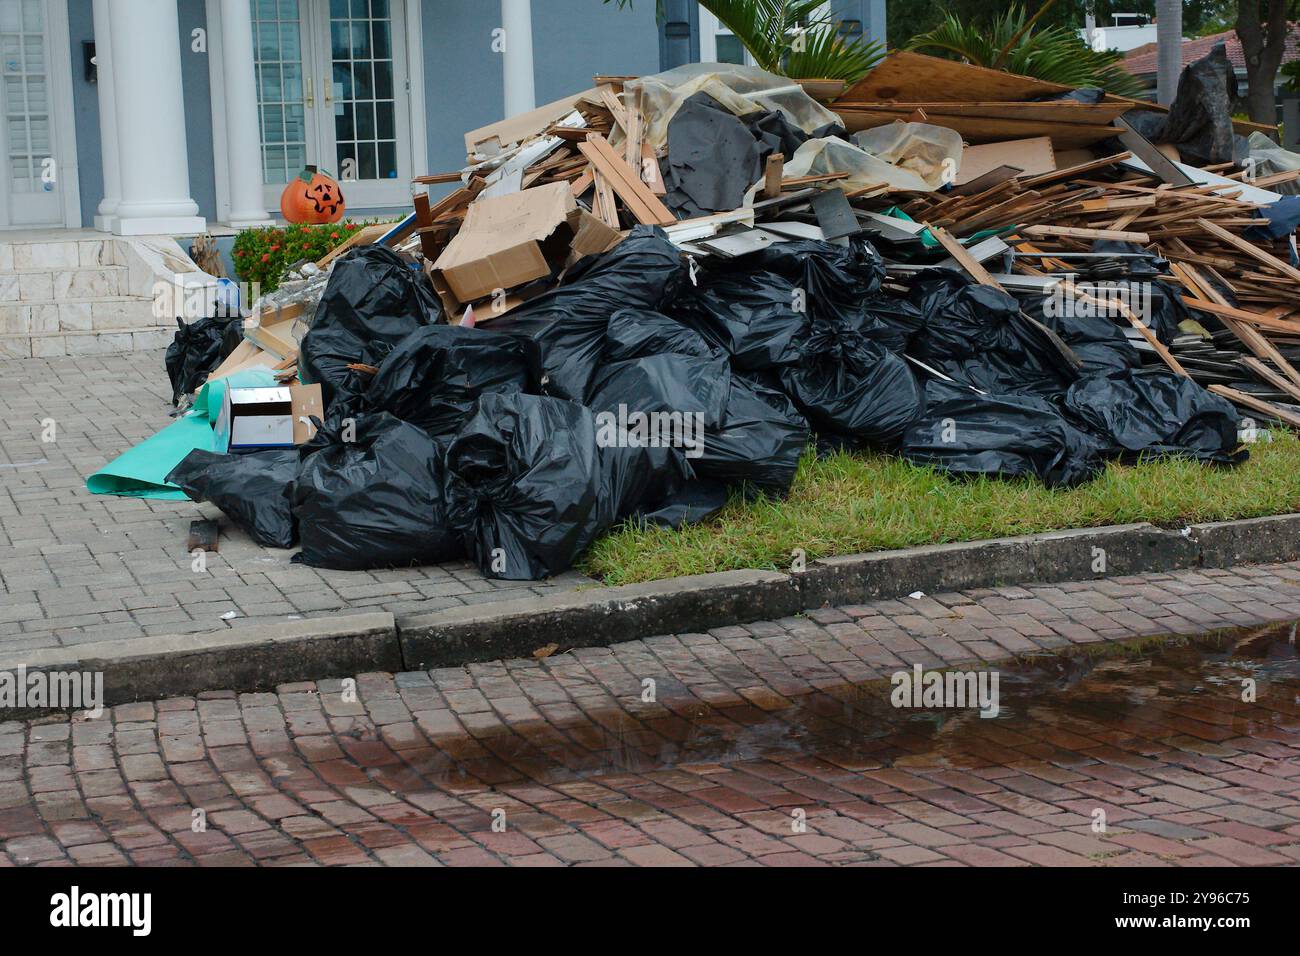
[606,0,883,84]
[906,5,1147,98]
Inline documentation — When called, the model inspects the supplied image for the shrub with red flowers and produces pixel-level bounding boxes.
[232,220,375,294]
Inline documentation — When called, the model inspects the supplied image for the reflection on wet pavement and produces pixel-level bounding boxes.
[3,620,1298,867]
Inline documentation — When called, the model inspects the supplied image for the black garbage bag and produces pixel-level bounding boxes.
[299,246,439,411]
[1017,289,1140,374]
[165,314,241,404]
[444,393,690,580]
[902,381,1106,489]
[731,238,886,312]
[669,270,810,371]
[695,374,809,496]
[501,226,686,400]
[908,270,1080,398]
[604,308,716,360]
[587,352,731,434]
[165,449,297,549]
[364,324,530,442]
[859,293,926,353]
[292,411,461,570]
[1062,368,1245,464]
[1161,43,1241,167]
[778,325,924,447]
[664,92,761,217]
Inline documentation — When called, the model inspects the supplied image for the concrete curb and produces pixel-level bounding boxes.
[6,513,1300,711]
[398,569,801,669]
[0,613,398,718]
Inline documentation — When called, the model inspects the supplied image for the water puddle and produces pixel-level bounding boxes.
[432,621,1300,790]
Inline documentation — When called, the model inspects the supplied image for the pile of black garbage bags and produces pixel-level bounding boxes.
[167,230,1245,581]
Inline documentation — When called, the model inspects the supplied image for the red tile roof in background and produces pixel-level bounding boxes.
[1123,25,1300,77]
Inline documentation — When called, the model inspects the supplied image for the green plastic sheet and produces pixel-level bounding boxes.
[86,369,277,499]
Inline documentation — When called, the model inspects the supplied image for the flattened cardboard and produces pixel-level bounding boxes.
[291,383,324,444]
[464,90,592,154]
[432,181,622,306]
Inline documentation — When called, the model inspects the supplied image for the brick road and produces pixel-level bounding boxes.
[2,561,1298,867]
[0,351,589,656]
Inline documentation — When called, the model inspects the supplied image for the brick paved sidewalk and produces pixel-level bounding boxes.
[2,561,1298,867]
[0,352,590,657]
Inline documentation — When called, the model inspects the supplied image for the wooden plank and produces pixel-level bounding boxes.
[928,226,997,287]
[1241,356,1300,403]
[578,133,675,226]
[1209,384,1300,429]
[1196,217,1300,283]
[763,153,784,200]
[570,166,594,197]
[1021,224,1150,243]
[640,142,665,195]
[956,137,1054,186]
[834,107,1123,147]
[592,170,620,228]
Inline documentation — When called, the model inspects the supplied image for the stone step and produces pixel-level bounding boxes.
[0,237,121,270]
[0,326,173,359]
[0,266,130,303]
[0,296,171,337]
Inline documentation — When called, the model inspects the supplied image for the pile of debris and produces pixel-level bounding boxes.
[136,47,1300,582]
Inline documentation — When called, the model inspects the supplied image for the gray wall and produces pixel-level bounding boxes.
[421,0,661,180]
[68,0,217,227]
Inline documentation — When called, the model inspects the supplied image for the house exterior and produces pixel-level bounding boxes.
[1122,24,1300,131]
[10,0,887,233]
[0,0,884,359]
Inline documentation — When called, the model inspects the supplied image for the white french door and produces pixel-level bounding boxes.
[252,0,414,212]
[0,0,60,226]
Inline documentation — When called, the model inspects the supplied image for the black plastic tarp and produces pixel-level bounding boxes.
[664,92,762,218]
[364,324,530,442]
[293,411,462,570]
[299,246,440,411]
[165,448,298,549]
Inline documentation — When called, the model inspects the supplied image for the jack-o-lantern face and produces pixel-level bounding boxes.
[280,165,347,224]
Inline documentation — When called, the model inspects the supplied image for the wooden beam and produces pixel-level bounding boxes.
[763,153,784,200]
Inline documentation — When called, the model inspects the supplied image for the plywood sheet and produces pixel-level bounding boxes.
[839,51,1074,103]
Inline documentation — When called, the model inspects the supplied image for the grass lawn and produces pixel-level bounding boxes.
[583,430,1300,586]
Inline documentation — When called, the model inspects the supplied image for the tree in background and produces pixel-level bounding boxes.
[905,5,1147,96]
[606,0,883,83]
[1236,1,1296,124]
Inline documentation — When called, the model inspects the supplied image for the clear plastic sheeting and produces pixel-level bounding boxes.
[1246,131,1300,196]
[782,131,957,195]
[852,122,965,191]
[625,62,841,151]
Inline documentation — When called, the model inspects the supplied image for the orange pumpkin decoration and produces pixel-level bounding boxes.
[280,165,346,224]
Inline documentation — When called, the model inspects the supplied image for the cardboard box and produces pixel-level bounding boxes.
[432,181,622,305]
[215,383,323,454]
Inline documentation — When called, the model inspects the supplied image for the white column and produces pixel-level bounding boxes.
[501,0,536,118]
[91,0,120,231]
[107,0,205,235]
[220,0,273,226]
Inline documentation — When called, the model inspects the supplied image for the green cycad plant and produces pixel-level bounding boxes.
[906,5,1147,98]
[607,0,883,84]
